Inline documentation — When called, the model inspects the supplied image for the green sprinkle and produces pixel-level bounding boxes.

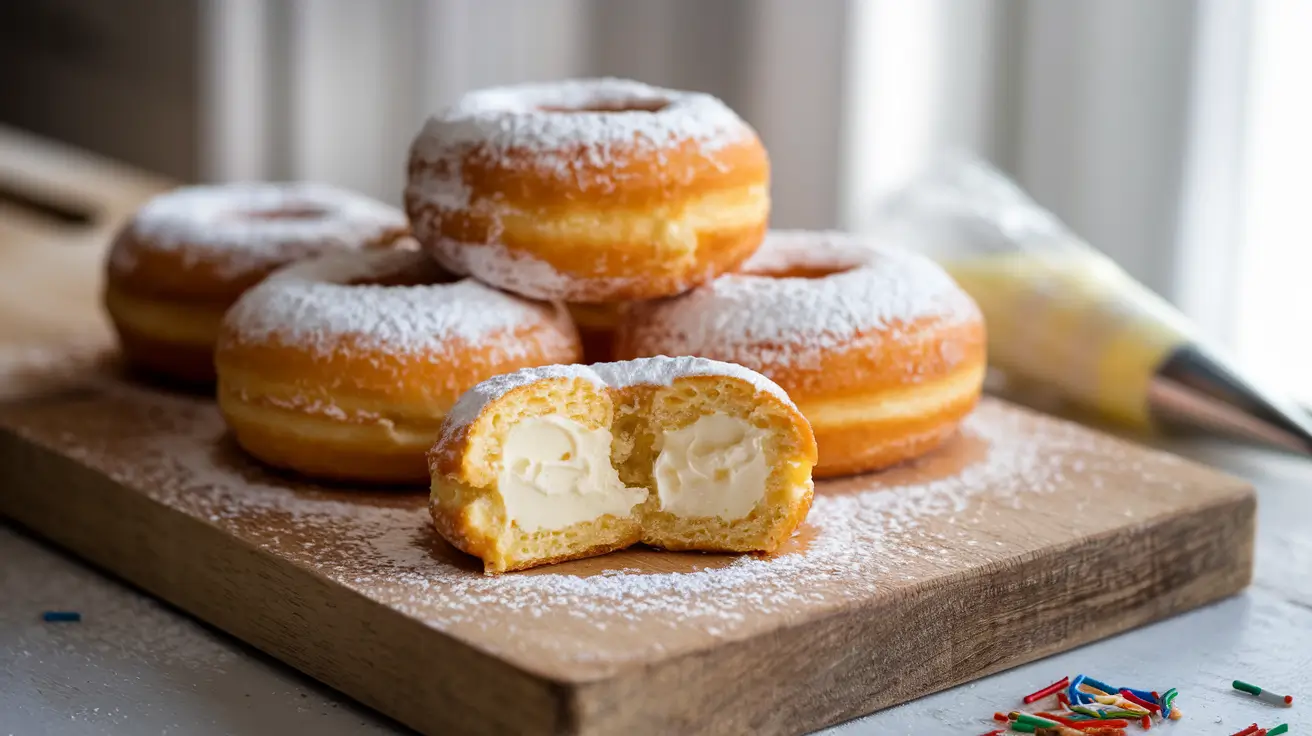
[1014,713,1061,728]
[1233,680,1262,696]
[1266,725,1288,736]
[1009,722,1037,734]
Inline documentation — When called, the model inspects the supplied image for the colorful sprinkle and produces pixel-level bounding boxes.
[1266,725,1288,736]
[1160,688,1179,718]
[1035,712,1130,729]
[41,611,81,622]
[1230,724,1260,736]
[1118,690,1160,714]
[1069,675,1092,705]
[1091,694,1147,714]
[1025,677,1072,705]
[1081,677,1119,697]
[1012,712,1063,729]
[1233,680,1294,707]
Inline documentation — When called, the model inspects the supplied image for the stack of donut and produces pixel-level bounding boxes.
[104,77,985,485]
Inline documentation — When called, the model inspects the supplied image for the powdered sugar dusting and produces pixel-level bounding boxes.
[625,230,983,371]
[405,78,755,301]
[409,78,751,202]
[110,182,407,280]
[440,356,794,439]
[221,249,576,359]
[0,372,1226,678]
[429,239,645,302]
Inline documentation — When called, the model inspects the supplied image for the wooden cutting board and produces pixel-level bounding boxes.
[0,354,1254,736]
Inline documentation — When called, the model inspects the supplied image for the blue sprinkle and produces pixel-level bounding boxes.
[42,611,81,622]
[1069,674,1093,705]
[1082,675,1120,696]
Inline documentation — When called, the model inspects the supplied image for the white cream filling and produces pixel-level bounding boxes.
[499,416,646,532]
[653,413,769,521]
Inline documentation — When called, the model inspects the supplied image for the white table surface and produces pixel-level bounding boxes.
[2,438,1309,736]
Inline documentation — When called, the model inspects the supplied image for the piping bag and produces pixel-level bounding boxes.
[870,156,1312,455]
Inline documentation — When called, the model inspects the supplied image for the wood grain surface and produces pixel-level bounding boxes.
[0,355,1256,736]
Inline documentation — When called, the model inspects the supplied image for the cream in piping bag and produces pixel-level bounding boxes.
[871,156,1312,453]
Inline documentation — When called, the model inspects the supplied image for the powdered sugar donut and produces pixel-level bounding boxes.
[215,248,581,484]
[616,231,988,477]
[405,78,770,303]
[105,182,408,384]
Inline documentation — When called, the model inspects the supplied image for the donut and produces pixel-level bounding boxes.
[215,248,581,484]
[405,78,770,303]
[428,356,816,574]
[615,231,987,478]
[104,182,408,384]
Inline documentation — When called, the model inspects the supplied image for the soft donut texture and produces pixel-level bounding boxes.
[105,182,408,384]
[428,356,816,574]
[216,249,581,484]
[616,231,987,478]
[405,78,770,303]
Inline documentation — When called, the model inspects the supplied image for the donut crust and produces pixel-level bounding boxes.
[616,231,988,477]
[406,79,770,303]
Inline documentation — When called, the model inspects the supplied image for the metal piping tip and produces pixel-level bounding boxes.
[1150,345,1312,455]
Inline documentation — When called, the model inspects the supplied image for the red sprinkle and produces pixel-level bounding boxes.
[1035,713,1130,730]
[1119,690,1161,714]
[1231,725,1260,736]
[1024,676,1072,704]
[1057,692,1071,708]
[979,730,1006,736]
[994,712,1011,722]
[1141,715,1151,730]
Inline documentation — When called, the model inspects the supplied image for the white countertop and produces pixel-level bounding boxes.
[3,438,1309,735]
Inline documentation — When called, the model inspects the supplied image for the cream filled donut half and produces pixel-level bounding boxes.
[616,231,987,478]
[216,248,581,484]
[428,356,816,574]
[106,182,408,384]
[405,78,770,303]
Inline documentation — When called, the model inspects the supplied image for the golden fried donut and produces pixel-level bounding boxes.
[215,249,581,484]
[105,183,408,384]
[428,356,816,573]
[616,231,987,478]
[405,78,770,303]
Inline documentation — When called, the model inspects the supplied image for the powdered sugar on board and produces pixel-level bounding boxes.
[109,182,407,280]
[625,230,983,371]
[221,249,576,359]
[2,372,1219,679]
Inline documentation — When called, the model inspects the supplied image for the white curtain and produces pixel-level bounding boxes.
[202,0,1252,346]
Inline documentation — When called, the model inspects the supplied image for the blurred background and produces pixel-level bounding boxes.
[0,0,1307,398]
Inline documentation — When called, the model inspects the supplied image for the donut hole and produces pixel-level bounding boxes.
[539,98,670,114]
[346,260,459,287]
[750,264,857,280]
[240,205,332,221]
